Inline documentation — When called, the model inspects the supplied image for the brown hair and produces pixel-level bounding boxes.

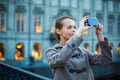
[54,16,74,42]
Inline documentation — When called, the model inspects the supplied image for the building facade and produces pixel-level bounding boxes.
[0,0,120,67]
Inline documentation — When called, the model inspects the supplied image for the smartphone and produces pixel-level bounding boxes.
[86,17,98,27]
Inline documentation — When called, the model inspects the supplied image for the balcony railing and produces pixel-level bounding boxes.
[0,61,52,80]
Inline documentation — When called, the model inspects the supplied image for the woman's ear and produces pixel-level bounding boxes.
[56,29,62,35]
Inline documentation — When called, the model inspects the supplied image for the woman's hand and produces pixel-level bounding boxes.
[76,16,93,36]
[95,23,104,41]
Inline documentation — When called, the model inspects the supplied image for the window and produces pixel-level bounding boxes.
[118,21,120,35]
[118,2,120,13]
[57,9,71,17]
[33,0,43,4]
[32,43,42,59]
[118,16,120,35]
[16,14,24,32]
[84,43,90,51]
[96,13,103,25]
[83,0,90,9]
[0,13,5,32]
[0,43,5,60]
[71,0,77,8]
[34,15,42,33]
[108,20,114,35]
[107,15,114,35]
[108,0,114,12]
[50,18,56,33]
[83,12,90,17]
[51,0,58,6]
[95,0,102,10]
[15,43,24,60]
[60,0,70,7]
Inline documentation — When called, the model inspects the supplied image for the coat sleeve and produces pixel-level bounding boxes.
[88,38,112,65]
[46,35,83,68]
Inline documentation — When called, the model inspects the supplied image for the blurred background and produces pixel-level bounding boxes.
[0,0,120,80]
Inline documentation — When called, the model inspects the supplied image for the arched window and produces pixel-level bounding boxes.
[84,43,90,51]
[0,12,5,32]
[34,15,42,33]
[16,14,24,32]
[32,43,42,59]
[94,43,101,55]
[15,43,24,60]
[0,43,5,60]
[118,43,120,57]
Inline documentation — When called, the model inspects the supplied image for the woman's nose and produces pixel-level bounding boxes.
[72,27,76,32]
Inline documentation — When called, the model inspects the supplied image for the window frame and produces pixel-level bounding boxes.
[33,15,43,33]
[16,14,25,32]
[0,12,6,32]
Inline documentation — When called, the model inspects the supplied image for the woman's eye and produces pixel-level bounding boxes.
[67,26,72,29]
[74,26,76,29]
[67,26,76,29]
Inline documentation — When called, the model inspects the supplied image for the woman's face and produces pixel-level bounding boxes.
[57,18,76,43]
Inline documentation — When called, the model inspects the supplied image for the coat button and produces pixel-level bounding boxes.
[71,43,76,49]
[82,67,87,72]
[69,68,74,73]
[72,53,80,57]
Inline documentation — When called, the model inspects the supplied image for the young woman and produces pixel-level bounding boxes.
[46,16,112,80]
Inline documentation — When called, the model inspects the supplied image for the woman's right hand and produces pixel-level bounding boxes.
[76,16,93,36]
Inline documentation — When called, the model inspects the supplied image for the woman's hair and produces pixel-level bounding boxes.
[54,16,74,42]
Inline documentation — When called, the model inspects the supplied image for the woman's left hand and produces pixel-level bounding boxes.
[95,23,104,41]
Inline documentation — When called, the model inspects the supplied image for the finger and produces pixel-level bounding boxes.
[95,23,103,31]
[96,27,101,31]
[96,26,103,32]
[84,15,90,18]
[84,18,89,25]
[98,23,103,28]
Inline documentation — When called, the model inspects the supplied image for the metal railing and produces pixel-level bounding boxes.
[0,62,52,80]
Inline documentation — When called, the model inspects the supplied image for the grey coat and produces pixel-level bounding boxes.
[46,34,112,80]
